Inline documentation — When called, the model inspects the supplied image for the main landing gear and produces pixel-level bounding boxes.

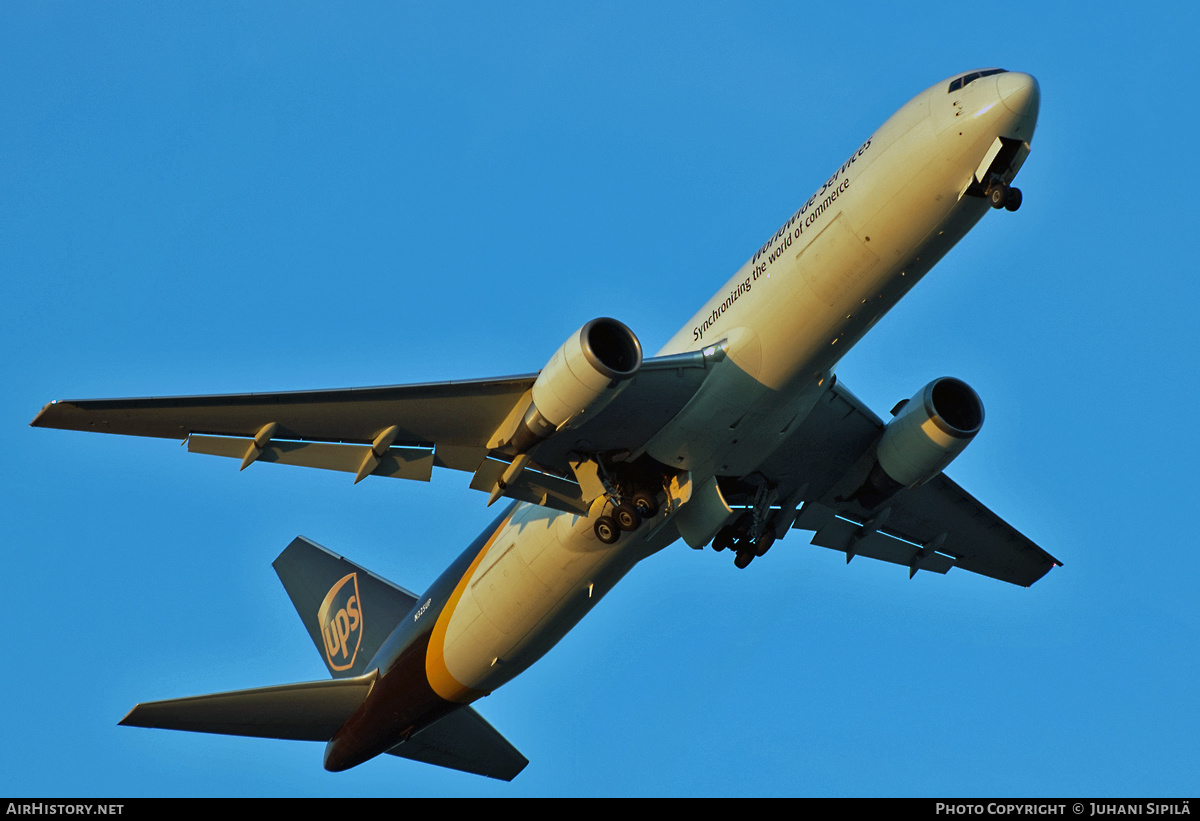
[709,480,801,570]
[711,512,777,569]
[593,491,659,544]
[987,181,1022,212]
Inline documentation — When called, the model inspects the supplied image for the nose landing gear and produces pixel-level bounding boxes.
[987,181,1022,212]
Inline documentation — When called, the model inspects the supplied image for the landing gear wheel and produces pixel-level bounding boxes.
[594,516,620,544]
[733,531,753,551]
[712,528,736,552]
[614,503,640,532]
[1004,187,1022,211]
[988,183,1009,209]
[631,491,659,519]
[734,550,754,569]
[756,530,777,556]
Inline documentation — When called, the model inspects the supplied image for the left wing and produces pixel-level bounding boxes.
[790,474,1057,586]
[30,349,723,514]
[743,378,1061,586]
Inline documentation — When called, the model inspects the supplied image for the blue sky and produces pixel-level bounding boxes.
[4,2,1198,797]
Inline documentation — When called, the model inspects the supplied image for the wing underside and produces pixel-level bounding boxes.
[30,349,721,514]
[743,378,1060,586]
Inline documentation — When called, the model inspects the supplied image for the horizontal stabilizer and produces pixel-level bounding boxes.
[119,672,376,741]
[388,706,528,781]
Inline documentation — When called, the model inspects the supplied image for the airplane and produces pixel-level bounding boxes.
[31,68,1060,781]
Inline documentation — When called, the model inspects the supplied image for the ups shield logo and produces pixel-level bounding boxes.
[318,573,363,671]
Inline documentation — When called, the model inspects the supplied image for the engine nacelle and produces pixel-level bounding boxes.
[878,377,984,488]
[508,318,642,452]
[850,377,984,509]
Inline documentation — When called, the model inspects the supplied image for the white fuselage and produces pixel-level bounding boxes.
[425,70,1040,703]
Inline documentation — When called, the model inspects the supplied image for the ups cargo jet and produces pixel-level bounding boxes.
[32,69,1059,780]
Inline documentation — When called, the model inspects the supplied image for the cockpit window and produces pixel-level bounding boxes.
[948,68,1007,93]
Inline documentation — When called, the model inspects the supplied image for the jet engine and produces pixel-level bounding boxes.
[506,317,643,453]
[850,377,984,509]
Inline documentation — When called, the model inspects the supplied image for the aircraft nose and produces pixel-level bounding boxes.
[997,72,1040,120]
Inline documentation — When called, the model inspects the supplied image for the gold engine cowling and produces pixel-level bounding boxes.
[852,377,984,509]
[507,318,643,453]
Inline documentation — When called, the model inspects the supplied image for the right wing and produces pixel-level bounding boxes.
[31,348,723,514]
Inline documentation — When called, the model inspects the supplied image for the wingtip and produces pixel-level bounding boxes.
[118,704,143,727]
[491,763,529,782]
[29,401,59,428]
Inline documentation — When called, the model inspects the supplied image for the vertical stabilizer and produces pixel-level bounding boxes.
[273,537,420,678]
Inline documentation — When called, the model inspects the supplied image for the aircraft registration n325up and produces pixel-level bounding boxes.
[32,69,1059,780]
